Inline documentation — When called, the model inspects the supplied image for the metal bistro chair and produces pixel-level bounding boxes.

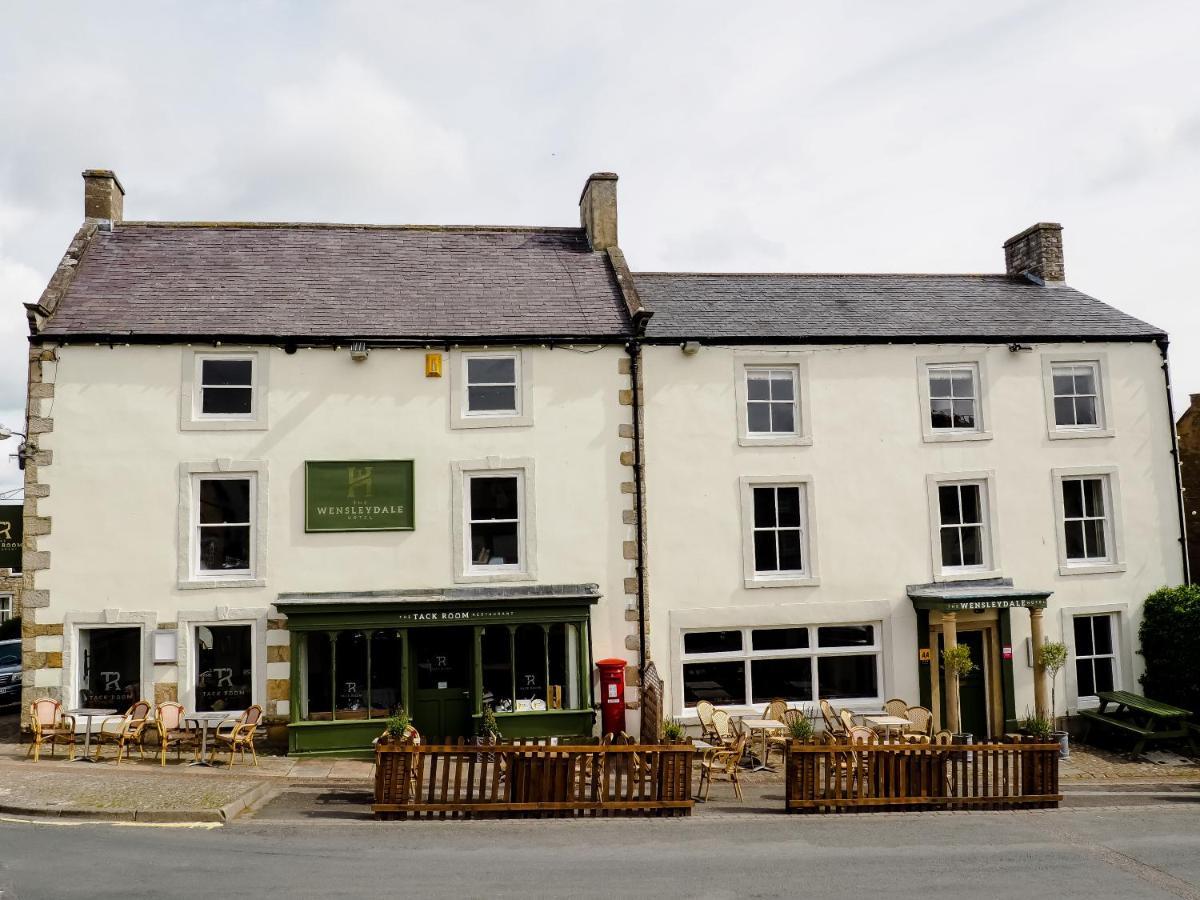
[209,705,264,767]
[95,699,152,763]
[26,698,77,762]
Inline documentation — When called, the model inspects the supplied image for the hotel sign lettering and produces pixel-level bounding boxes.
[305,461,415,532]
[0,504,20,572]
[943,598,1047,612]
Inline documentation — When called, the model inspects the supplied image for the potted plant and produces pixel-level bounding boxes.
[942,643,976,743]
[380,708,416,745]
[661,716,688,744]
[786,713,816,743]
[475,703,502,746]
[1037,640,1070,758]
[1020,711,1054,743]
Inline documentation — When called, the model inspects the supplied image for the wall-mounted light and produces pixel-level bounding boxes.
[425,352,443,377]
[681,341,701,356]
[0,425,30,471]
[350,341,369,362]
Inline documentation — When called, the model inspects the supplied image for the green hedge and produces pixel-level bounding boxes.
[1139,585,1200,714]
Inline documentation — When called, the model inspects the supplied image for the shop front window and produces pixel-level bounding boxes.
[195,625,252,712]
[479,623,583,713]
[481,626,513,711]
[79,627,140,710]
[298,630,407,722]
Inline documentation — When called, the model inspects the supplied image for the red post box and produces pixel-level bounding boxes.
[596,658,627,737]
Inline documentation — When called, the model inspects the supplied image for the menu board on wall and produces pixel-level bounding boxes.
[304,461,414,532]
[0,504,20,572]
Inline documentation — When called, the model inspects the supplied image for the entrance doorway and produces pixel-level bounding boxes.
[938,630,990,739]
[410,627,473,738]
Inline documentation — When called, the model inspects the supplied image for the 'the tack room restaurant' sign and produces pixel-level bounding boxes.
[0,504,21,572]
[304,461,414,532]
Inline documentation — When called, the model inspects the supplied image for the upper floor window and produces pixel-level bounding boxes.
[194,474,255,578]
[1051,467,1124,575]
[740,476,819,588]
[451,350,532,428]
[181,349,268,431]
[745,369,798,435]
[1042,355,1113,439]
[917,355,990,443]
[926,472,998,580]
[452,458,537,583]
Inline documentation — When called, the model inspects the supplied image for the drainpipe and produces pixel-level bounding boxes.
[1157,338,1191,584]
[626,340,648,677]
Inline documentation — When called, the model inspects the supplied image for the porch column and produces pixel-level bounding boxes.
[942,612,960,735]
[1030,607,1048,719]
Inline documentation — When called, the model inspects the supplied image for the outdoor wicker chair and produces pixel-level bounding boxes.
[696,731,748,802]
[904,706,933,739]
[26,698,76,762]
[209,704,263,768]
[839,707,858,735]
[884,698,909,719]
[819,699,844,736]
[695,700,719,742]
[153,701,199,765]
[765,708,809,767]
[95,699,152,763]
[710,709,737,747]
[932,729,953,745]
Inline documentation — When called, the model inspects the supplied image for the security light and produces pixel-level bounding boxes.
[0,426,12,440]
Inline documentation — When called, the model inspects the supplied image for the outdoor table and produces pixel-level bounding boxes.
[65,708,117,763]
[739,718,784,772]
[185,711,242,767]
[864,715,912,741]
[1089,690,1196,754]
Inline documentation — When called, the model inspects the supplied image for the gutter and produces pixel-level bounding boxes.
[1157,338,1191,584]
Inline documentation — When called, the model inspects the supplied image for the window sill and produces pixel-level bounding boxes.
[737,434,813,448]
[451,413,533,430]
[1047,428,1115,441]
[180,418,268,432]
[933,568,1001,583]
[921,430,992,444]
[177,577,266,591]
[743,574,821,589]
[453,569,536,585]
[1057,562,1126,577]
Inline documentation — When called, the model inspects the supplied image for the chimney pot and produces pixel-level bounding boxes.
[1004,222,1064,282]
[82,169,125,223]
[579,172,618,251]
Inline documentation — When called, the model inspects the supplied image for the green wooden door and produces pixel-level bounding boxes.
[939,631,989,739]
[410,626,474,739]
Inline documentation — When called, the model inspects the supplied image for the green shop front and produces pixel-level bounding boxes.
[275,585,599,757]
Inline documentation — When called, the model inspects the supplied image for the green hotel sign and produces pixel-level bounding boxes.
[305,461,414,532]
[0,504,20,572]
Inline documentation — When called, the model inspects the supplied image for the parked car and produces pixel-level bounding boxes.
[0,638,21,708]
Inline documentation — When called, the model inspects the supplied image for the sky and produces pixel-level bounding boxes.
[1,1,1199,496]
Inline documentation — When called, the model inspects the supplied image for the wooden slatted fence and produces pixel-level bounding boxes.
[785,738,1061,813]
[374,737,695,819]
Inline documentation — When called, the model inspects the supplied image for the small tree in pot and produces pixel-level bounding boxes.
[381,708,417,744]
[942,644,976,742]
[1036,640,1070,758]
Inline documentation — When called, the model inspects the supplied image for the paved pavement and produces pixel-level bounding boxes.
[2,804,1200,899]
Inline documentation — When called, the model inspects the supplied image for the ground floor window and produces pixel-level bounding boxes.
[298,629,406,722]
[481,622,583,711]
[680,623,881,708]
[0,594,11,623]
[195,625,252,712]
[79,627,141,710]
[1073,613,1117,700]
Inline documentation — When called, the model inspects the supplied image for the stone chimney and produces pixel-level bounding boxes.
[1004,222,1064,283]
[82,169,125,223]
[579,172,618,251]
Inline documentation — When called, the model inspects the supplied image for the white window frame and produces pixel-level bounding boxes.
[1060,604,1131,712]
[71,622,150,712]
[186,620,261,713]
[1050,467,1125,575]
[451,458,537,583]
[1041,352,1114,439]
[739,475,819,588]
[177,460,268,589]
[916,354,991,443]
[180,348,268,432]
[0,593,12,623]
[926,471,1001,581]
[450,349,533,429]
[678,622,883,713]
[733,353,812,447]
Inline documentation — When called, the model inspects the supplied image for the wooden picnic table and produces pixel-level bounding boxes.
[1078,690,1197,754]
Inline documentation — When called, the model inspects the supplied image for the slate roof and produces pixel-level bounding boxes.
[636,273,1163,341]
[41,224,630,340]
